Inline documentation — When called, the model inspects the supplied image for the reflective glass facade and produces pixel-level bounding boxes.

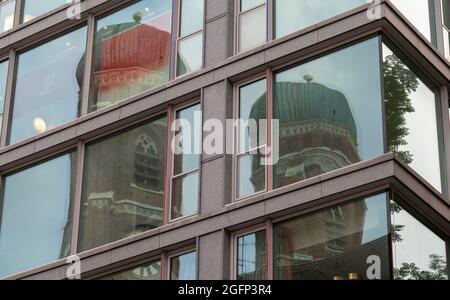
[0,0,447,281]
[78,116,167,252]
[90,0,172,112]
[9,26,87,144]
[273,37,384,189]
[0,153,76,277]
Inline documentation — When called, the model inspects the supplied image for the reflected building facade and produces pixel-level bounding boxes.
[78,117,167,252]
[249,77,360,190]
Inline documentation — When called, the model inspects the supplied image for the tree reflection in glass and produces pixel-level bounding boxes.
[383,44,444,193]
[391,195,448,280]
[270,37,384,189]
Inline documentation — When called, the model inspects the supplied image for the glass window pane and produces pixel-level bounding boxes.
[237,230,266,280]
[241,0,265,12]
[78,116,167,252]
[170,251,197,280]
[180,0,203,37]
[391,0,433,42]
[173,104,201,175]
[444,0,450,29]
[101,260,161,280]
[0,59,9,138]
[239,6,266,52]
[239,79,266,153]
[273,37,384,189]
[273,193,390,280]
[0,0,14,32]
[171,172,199,220]
[391,197,448,280]
[90,0,172,112]
[238,153,265,198]
[9,27,87,144]
[177,32,203,76]
[383,44,444,193]
[21,0,67,23]
[274,0,366,39]
[0,153,76,278]
[444,28,450,61]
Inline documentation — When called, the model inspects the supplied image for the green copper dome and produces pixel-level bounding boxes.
[250,81,358,143]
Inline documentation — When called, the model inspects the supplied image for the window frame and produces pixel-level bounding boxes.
[230,223,269,280]
[76,112,170,253]
[88,255,163,280]
[4,22,89,146]
[441,0,450,60]
[231,189,449,280]
[174,0,205,78]
[232,34,449,202]
[0,57,9,142]
[167,100,202,223]
[233,73,271,201]
[234,0,268,54]
[167,246,198,280]
[0,149,78,277]
[381,35,448,196]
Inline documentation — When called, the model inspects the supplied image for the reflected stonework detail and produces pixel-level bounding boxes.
[88,0,172,112]
[273,194,390,280]
[260,37,382,190]
[391,197,448,280]
[78,116,167,252]
[101,260,161,280]
[237,230,266,280]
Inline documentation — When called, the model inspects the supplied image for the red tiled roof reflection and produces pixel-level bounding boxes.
[96,23,171,92]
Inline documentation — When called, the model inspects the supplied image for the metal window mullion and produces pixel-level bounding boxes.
[80,13,95,116]
[239,2,266,15]
[70,141,85,256]
[438,85,450,199]
[172,168,200,180]
[266,219,273,280]
[13,0,21,28]
[237,145,266,157]
[266,68,273,191]
[177,28,204,42]
[0,49,16,147]
[434,0,445,55]
[267,0,273,41]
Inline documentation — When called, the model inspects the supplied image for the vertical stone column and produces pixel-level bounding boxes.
[204,0,235,66]
[198,230,230,280]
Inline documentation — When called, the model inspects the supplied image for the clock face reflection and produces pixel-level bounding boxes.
[132,261,160,279]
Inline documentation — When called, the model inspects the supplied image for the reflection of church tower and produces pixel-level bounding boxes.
[79,118,167,251]
[76,12,171,110]
[250,76,367,279]
[249,75,360,190]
